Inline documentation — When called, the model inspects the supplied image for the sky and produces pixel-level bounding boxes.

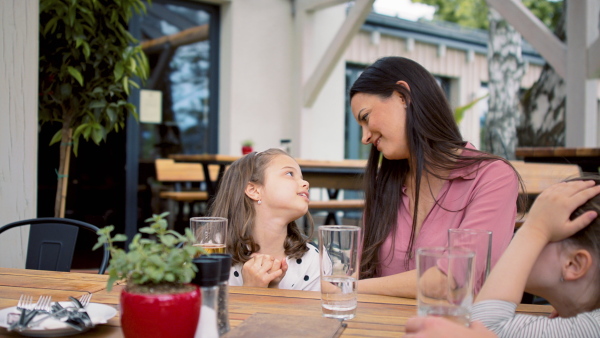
[373,0,436,21]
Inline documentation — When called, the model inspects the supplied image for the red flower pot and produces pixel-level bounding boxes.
[120,285,201,338]
[242,145,253,155]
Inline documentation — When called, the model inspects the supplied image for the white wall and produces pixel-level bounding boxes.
[298,5,347,160]
[217,0,346,160]
[219,0,296,156]
[0,0,39,268]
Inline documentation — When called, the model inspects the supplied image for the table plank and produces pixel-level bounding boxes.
[0,268,553,337]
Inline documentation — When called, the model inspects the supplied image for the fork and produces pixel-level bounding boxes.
[78,293,92,308]
[16,294,34,310]
[9,295,51,331]
[33,296,52,312]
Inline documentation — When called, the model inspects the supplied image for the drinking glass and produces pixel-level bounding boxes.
[448,229,492,282]
[190,217,228,255]
[416,247,475,326]
[318,225,361,320]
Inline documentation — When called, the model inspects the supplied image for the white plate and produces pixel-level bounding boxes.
[0,302,117,337]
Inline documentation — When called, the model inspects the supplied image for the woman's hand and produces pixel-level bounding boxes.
[524,180,600,243]
[405,317,496,338]
[241,254,284,287]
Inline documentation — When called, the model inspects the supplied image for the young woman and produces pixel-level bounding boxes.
[209,148,324,291]
[350,56,523,297]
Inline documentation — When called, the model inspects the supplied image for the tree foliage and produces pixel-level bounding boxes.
[39,0,150,155]
[412,0,563,31]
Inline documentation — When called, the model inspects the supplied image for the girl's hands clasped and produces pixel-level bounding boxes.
[524,180,600,243]
[241,254,288,288]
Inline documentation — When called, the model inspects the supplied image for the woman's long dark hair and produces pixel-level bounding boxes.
[208,148,311,266]
[350,56,525,279]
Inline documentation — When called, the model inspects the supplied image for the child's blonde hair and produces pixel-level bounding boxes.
[208,148,312,265]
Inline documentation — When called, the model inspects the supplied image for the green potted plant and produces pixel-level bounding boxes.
[94,212,205,338]
[241,140,254,155]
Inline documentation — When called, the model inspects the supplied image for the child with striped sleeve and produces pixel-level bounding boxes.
[406,178,600,338]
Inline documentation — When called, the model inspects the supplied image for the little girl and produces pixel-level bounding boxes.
[208,148,323,291]
[406,178,600,337]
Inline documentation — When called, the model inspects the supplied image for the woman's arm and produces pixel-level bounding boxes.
[358,269,418,297]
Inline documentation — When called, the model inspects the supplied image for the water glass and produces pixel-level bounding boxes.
[190,217,228,255]
[416,247,475,326]
[448,229,492,283]
[318,225,361,320]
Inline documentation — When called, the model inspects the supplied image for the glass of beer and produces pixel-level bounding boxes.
[190,217,228,255]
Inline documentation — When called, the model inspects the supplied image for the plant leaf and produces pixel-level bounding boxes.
[49,130,63,146]
[67,66,84,86]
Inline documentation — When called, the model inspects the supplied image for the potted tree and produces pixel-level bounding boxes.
[39,0,150,217]
[94,212,205,338]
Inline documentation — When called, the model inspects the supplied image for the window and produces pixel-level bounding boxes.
[138,0,220,159]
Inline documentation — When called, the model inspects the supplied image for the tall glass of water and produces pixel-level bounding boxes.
[416,247,475,326]
[448,228,492,288]
[318,225,361,320]
[190,217,228,256]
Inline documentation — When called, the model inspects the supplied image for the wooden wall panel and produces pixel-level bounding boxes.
[0,0,39,268]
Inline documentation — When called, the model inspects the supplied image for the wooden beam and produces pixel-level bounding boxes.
[303,0,374,107]
[141,24,209,54]
[300,0,349,12]
[589,37,600,78]
[486,0,566,78]
[566,0,598,146]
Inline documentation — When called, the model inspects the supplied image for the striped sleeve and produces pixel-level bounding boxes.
[472,300,600,338]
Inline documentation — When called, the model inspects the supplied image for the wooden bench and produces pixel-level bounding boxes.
[308,199,365,225]
[154,159,220,231]
[510,160,582,196]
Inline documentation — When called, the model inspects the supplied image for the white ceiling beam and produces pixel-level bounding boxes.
[303,0,374,107]
[193,0,231,4]
[486,0,567,78]
[588,37,600,78]
[300,0,349,13]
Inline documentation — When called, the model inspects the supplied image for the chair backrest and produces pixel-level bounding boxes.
[0,218,109,274]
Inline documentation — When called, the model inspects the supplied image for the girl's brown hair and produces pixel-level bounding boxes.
[208,148,311,265]
[350,56,525,278]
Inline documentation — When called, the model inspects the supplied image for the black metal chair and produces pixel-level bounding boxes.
[0,217,109,274]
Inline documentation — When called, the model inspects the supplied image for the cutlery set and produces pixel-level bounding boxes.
[7,294,94,332]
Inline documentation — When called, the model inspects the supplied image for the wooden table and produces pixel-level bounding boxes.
[516,147,600,174]
[0,268,553,337]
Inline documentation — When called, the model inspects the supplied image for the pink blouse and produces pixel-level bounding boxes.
[378,148,519,292]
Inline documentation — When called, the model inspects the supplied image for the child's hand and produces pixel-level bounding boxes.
[241,254,283,287]
[268,258,288,288]
[524,180,600,243]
